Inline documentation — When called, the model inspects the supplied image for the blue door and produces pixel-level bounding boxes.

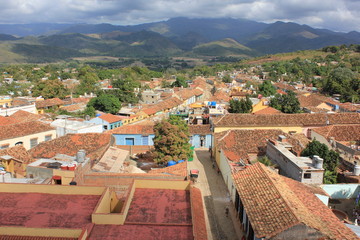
[125,138,135,145]
[142,136,149,145]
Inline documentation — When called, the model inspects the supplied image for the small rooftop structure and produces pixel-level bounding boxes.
[266,137,324,184]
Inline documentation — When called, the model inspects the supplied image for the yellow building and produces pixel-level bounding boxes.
[211,113,360,134]
[0,95,12,108]
[0,179,207,239]
[0,121,56,150]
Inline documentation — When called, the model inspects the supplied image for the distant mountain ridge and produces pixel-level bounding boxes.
[0,18,358,62]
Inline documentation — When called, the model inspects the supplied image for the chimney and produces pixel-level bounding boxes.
[76,149,86,163]
[312,155,323,169]
[278,135,287,143]
[354,162,360,176]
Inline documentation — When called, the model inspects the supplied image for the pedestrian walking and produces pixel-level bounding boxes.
[225,207,229,217]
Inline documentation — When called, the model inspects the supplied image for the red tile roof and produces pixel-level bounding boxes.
[148,161,187,177]
[212,113,360,128]
[141,97,183,116]
[63,97,91,105]
[35,98,65,109]
[312,124,360,141]
[190,187,208,240]
[253,107,281,115]
[189,125,212,135]
[233,163,358,239]
[0,121,54,141]
[109,123,155,135]
[98,113,124,123]
[0,236,77,240]
[10,110,42,123]
[0,145,33,165]
[215,129,305,163]
[209,90,231,102]
[0,116,17,126]
[175,88,203,100]
[29,133,111,161]
[60,103,86,112]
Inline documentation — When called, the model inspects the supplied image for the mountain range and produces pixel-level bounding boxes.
[0,17,359,63]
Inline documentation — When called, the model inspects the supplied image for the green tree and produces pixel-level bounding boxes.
[322,67,359,102]
[153,117,192,164]
[111,78,140,104]
[258,80,276,97]
[270,91,300,114]
[222,75,232,83]
[87,94,121,114]
[32,79,68,99]
[301,139,340,184]
[228,96,253,113]
[83,106,96,117]
[172,76,188,88]
[76,72,100,95]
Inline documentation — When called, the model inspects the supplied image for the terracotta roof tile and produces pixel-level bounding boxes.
[312,124,360,141]
[189,125,212,135]
[63,97,90,105]
[109,123,155,135]
[0,236,77,240]
[0,145,33,165]
[190,187,208,240]
[0,116,17,126]
[9,110,42,123]
[98,113,124,123]
[215,129,305,163]
[141,97,183,116]
[60,103,86,112]
[29,133,111,161]
[35,98,65,109]
[253,107,281,115]
[148,161,187,177]
[209,91,231,102]
[233,163,358,239]
[212,113,360,127]
[0,121,54,141]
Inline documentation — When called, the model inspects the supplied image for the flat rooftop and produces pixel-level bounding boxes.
[89,225,193,240]
[88,188,194,240]
[275,142,319,170]
[0,192,100,228]
[126,188,192,224]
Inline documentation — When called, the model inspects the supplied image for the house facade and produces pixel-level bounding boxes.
[89,113,125,131]
[0,121,56,150]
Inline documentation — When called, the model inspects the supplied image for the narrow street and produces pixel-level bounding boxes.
[188,150,243,240]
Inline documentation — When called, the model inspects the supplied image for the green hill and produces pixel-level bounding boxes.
[193,38,258,57]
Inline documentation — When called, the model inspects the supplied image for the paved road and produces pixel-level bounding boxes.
[188,150,243,240]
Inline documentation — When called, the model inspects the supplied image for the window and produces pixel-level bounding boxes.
[15,141,23,146]
[103,125,108,130]
[304,173,311,179]
[30,138,38,148]
[0,144,9,149]
[45,135,52,142]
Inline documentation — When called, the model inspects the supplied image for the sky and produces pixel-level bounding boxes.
[0,0,359,32]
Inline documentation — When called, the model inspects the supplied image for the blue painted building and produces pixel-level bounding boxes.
[89,113,126,131]
[189,125,213,148]
[109,124,155,146]
[110,122,212,148]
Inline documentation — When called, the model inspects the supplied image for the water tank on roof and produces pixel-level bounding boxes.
[96,113,101,117]
[167,161,177,167]
[211,101,216,106]
[76,149,86,163]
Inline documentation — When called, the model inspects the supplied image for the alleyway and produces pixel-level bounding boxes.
[188,150,243,240]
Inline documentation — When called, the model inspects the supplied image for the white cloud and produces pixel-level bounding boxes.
[0,0,358,32]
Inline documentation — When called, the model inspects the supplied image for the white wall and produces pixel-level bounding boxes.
[0,104,37,116]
